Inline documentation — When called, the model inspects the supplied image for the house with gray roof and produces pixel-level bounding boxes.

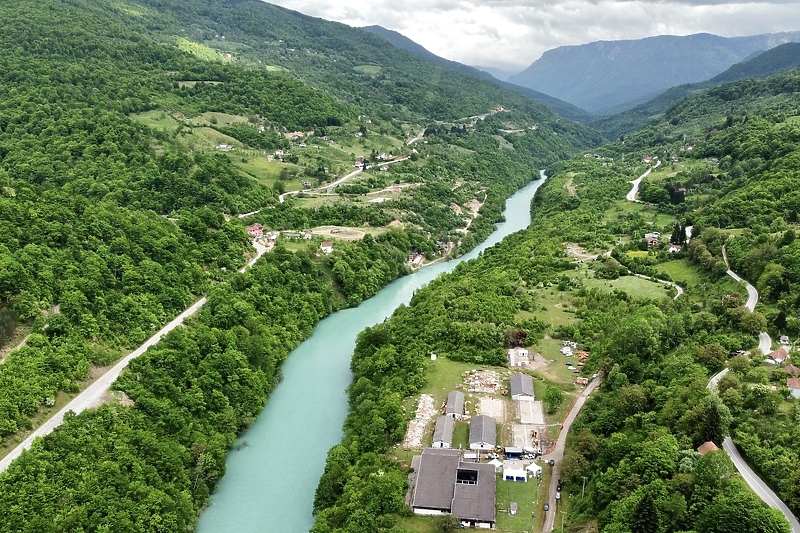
[411,448,496,529]
[446,391,465,419]
[510,373,535,400]
[469,414,496,451]
[432,415,454,449]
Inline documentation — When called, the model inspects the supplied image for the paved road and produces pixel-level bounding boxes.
[721,246,772,354]
[723,437,800,533]
[0,241,268,474]
[706,370,800,532]
[541,379,599,532]
[625,160,661,202]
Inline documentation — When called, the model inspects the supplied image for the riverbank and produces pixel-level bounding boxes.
[195,174,548,532]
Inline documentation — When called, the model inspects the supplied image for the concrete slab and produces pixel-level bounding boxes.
[478,396,506,422]
[517,399,544,425]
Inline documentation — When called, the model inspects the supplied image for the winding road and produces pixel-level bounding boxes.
[541,379,599,532]
[626,160,661,202]
[707,369,800,533]
[0,241,268,473]
[721,245,772,354]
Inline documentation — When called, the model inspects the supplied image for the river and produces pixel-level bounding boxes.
[196,171,547,533]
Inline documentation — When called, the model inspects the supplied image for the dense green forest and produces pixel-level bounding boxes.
[0,0,603,530]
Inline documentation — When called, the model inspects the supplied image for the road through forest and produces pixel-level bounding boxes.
[0,240,268,473]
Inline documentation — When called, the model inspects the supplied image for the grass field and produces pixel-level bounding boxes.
[581,274,672,300]
[176,37,228,62]
[657,259,706,287]
[496,476,543,532]
[353,64,382,75]
[131,110,182,131]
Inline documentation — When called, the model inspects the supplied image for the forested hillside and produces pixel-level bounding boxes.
[313,67,800,532]
[0,0,600,530]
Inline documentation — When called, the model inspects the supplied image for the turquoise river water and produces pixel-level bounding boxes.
[196,171,547,533]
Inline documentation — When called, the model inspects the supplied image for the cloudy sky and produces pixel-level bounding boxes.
[265,0,800,72]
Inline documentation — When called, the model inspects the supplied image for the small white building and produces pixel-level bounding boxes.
[320,241,334,254]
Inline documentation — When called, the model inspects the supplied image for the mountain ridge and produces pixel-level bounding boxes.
[509,31,800,115]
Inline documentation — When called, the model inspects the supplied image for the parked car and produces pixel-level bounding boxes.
[544,503,549,511]
[549,459,555,467]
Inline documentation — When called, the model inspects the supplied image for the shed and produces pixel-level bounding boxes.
[432,416,454,449]
[469,415,496,451]
[446,391,465,419]
[510,373,535,400]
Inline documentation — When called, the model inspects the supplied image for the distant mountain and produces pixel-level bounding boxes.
[594,41,800,139]
[473,66,518,81]
[711,42,800,83]
[361,25,594,123]
[509,31,800,115]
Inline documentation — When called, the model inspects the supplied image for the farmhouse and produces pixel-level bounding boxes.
[320,242,334,254]
[469,415,496,451]
[431,416,454,449]
[787,378,800,399]
[410,448,496,528]
[510,373,535,401]
[445,391,465,419]
[770,347,789,364]
[246,223,264,239]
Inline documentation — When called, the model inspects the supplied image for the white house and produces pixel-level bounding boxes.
[320,242,334,254]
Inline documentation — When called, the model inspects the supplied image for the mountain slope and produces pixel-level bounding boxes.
[361,24,596,123]
[594,42,800,139]
[510,31,800,115]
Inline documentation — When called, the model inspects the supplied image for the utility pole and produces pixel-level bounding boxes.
[582,476,587,498]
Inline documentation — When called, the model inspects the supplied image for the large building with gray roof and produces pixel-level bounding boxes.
[469,414,496,451]
[411,448,496,528]
[445,391,465,419]
[510,373,535,400]
[432,415,454,449]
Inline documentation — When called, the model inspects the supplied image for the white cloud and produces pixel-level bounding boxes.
[267,0,800,70]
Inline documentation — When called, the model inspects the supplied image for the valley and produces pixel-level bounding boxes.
[0,1,799,533]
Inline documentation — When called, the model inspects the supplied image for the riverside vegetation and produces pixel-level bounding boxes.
[0,0,599,530]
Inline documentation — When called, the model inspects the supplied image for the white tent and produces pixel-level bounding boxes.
[503,465,527,482]
[526,462,542,477]
[488,458,503,473]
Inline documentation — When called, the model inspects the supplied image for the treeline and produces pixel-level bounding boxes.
[562,290,788,533]
[0,236,414,531]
